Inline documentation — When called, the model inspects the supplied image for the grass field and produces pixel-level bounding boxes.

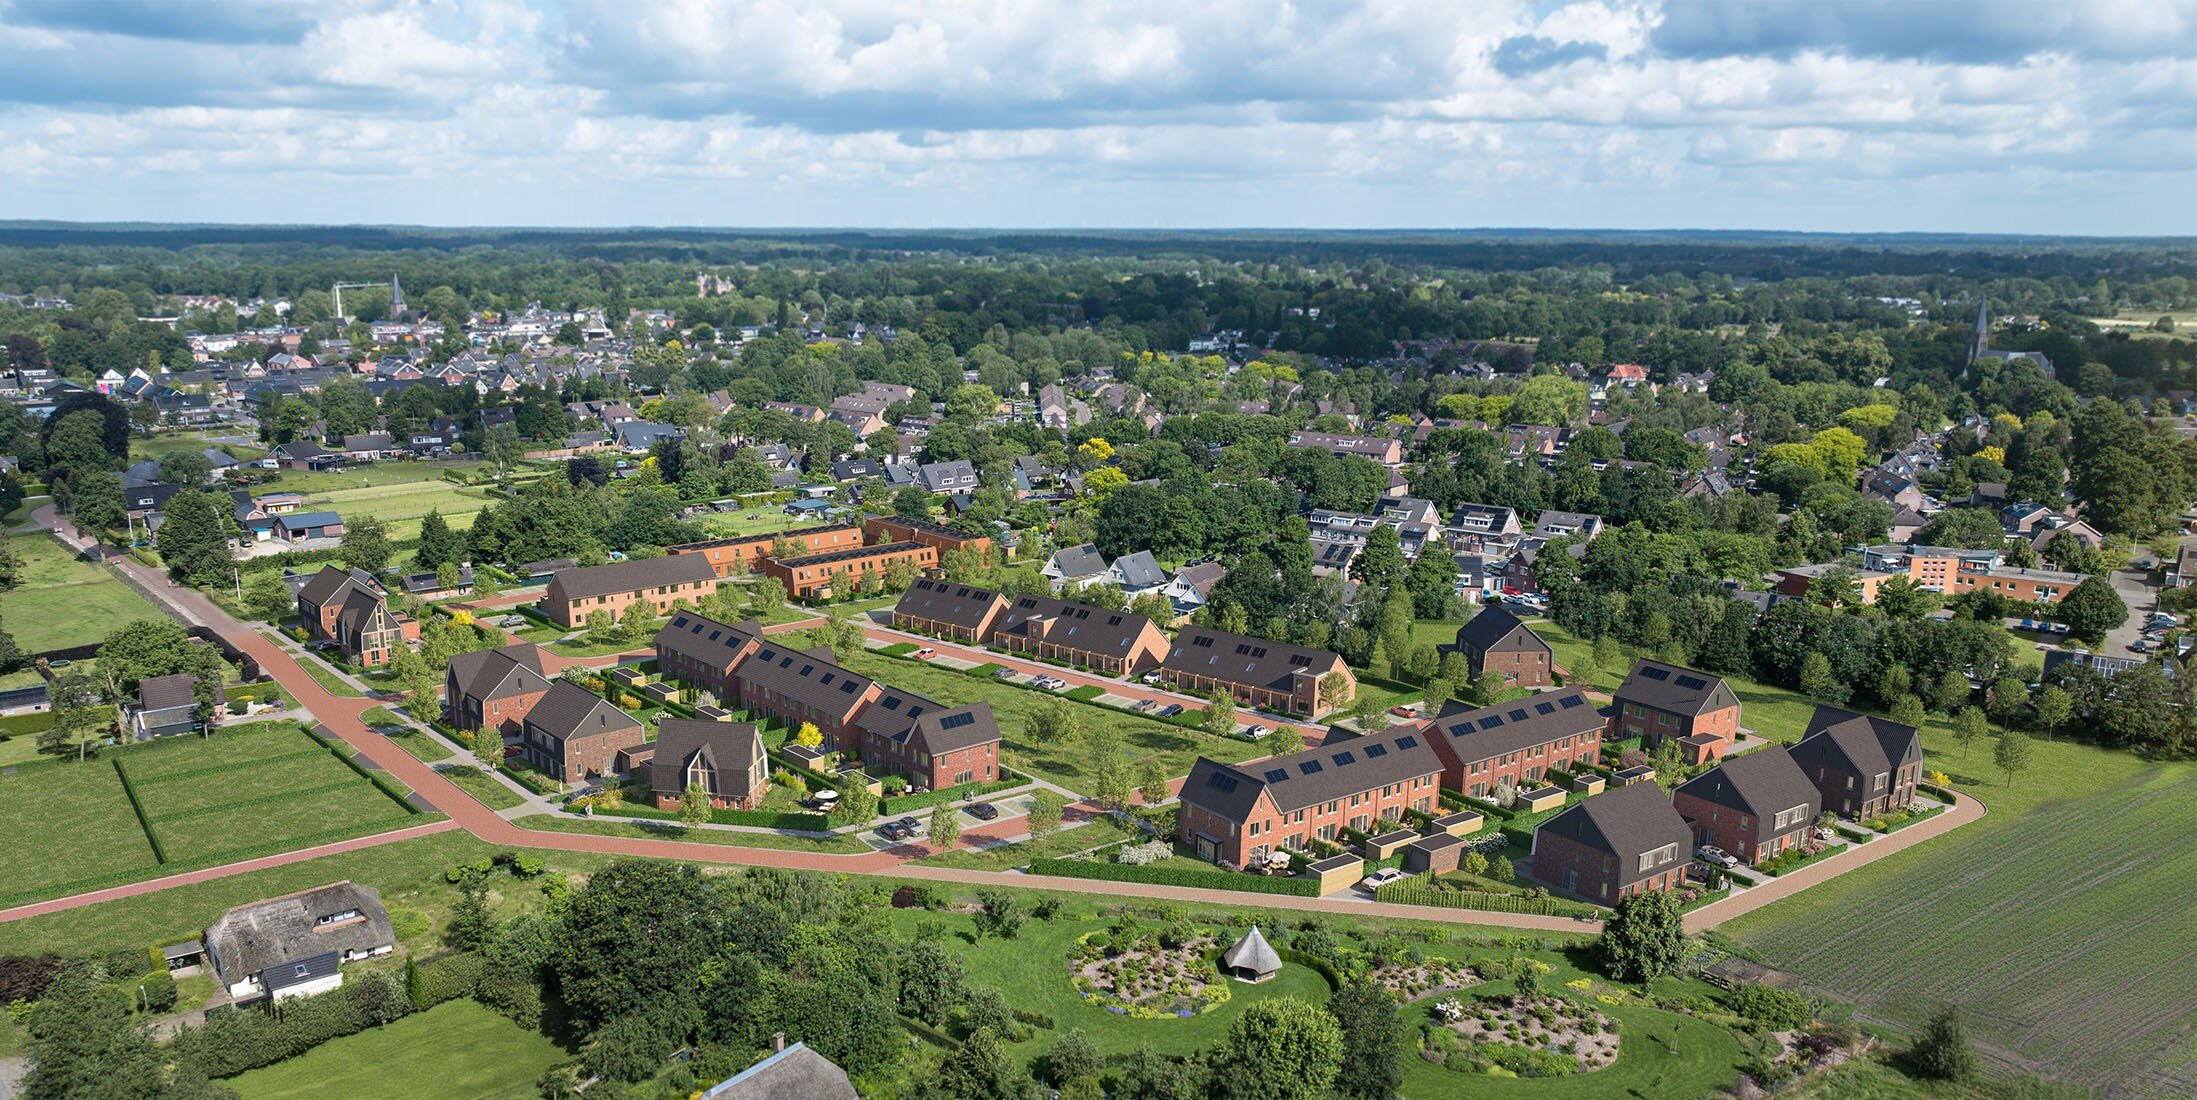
[0,533,168,651]
[226,999,565,1100]
[0,757,160,902]
[513,813,872,853]
[913,814,1139,871]
[1397,992,1745,1100]
[299,481,495,543]
[832,647,1268,789]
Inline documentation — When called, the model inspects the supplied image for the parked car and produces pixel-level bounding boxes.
[2149,612,2180,626]
[875,822,908,841]
[896,816,925,839]
[1359,868,1409,892]
[1389,705,1417,718]
[966,802,1000,821]
[1243,724,1268,739]
[2132,639,2156,653]
[1133,698,1156,711]
[1695,845,1739,869]
[1157,704,1183,717]
[914,647,937,659]
[994,668,1017,680]
[1140,671,1162,685]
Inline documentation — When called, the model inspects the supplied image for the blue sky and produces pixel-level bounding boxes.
[1,0,2193,234]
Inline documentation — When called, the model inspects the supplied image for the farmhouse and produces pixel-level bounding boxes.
[890,578,1010,643]
[1156,627,1353,717]
[666,524,863,578]
[204,882,394,1003]
[854,690,1003,791]
[652,719,770,811]
[1178,725,1443,867]
[1791,706,1925,819]
[699,1041,857,1100]
[732,643,881,747]
[540,554,719,628]
[1424,687,1605,797]
[295,566,419,667]
[1672,747,1822,865]
[518,681,646,785]
[1609,658,1741,764]
[1438,604,1554,687]
[991,592,1171,675]
[445,642,553,734]
[1528,782,1694,903]
[653,611,767,701]
[759,541,937,601]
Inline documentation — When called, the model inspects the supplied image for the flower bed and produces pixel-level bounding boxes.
[1421,995,1618,1078]
[1070,930,1232,1019]
[1365,960,1478,1002]
[1865,803,1945,833]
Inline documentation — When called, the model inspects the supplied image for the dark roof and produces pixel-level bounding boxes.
[995,592,1159,657]
[138,672,196,711]
[204,882,392,986]
[1182,725,1442,822]
[547,554,716,601]
[1612,658,1739,717]
[654,610,766,671]
[1047,544,1108,578]
[1675,747,1819,819]
[892,577,1008,632]
[448,643,551,703]
[701,1043,857,1100]
[653,719,767,803]
[1159,627,1344,693]
[1534,783,1693,875]
[1110,550,1167,588]
[296,565,383,606]
[772,541,924,569]
[1795,705,1923,778]
[856,691,1002,756]
[668,524,858,554]
[736,644,874,718]
[1448,604,1549,656]
[523,681,642,743]
[1430,687,1605,764]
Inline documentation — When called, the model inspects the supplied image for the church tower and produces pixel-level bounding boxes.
[389,275,407,319]
[1965,301,1989,369]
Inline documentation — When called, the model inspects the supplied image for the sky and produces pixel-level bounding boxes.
[1,0,2194,235]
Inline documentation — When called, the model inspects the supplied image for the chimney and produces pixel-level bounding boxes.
[772,1032,786,1053]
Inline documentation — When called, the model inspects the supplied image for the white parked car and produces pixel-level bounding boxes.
[1359,868,1410,892]
[1695,845,1739,869]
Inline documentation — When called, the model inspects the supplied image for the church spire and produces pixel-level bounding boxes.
[390,274,406,316]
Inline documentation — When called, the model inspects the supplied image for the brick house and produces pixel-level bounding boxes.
[653,611,767,700]
[667,524,863,578]
[1439,604,1554,687]
[860,516,995,559]
[1672,747,1821,865]
[731,643,881,748]
[890,578,1010,643]
[1284,430,1404,466]
[445,643,553,735]
[1177,726,1444,867]
[759,541,938,601]
[540,555,720,628]
[295,566,420,667]
[1425,687,1606,797]
[1528,782,1694,903]
[1609,659,1741,764]
[652,719,770,810]
[854,691,1003,791]
[517,681,646,784]
[1156,627,1354,717]
[1790,706,1924,819]
[992,593,1172,675]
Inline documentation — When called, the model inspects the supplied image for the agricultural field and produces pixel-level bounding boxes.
[290,479,496,543]
[225,999,566,1100]
[0,756,161,904]
[0,532,168,652]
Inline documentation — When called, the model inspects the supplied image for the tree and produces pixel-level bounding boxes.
[794,721,823,749]
[928,802,962,849]
[1952,706,1987,758]
[679,781,712,827]
[822,613,864,661]
[1597,889,1687,983]
[69,469,125,538]
[1209,997,1345,1100]
[1798,651,1834,699]
[1043,1029,1102,1091]
[892,483,935,520]
[388,648,440,703]
[747,577,788,620]
[472,727,505,771]
[23,966,233,1100]
[1137,755,1171,805]
[340,516,393,573]
[1087,726,1132,810]
[2033,684,2072,740]
[1027,696,1081,746]
[1590,634,1623,681]
[898,939,966,1026]
[1349,692,1389,732]
[2057,575,2128,640]
[1509,373,1587,426]
[549,859,719,1034]
[416,508,463,569]
[831,781,879,827]
[972,889,1024,940]
[153,489,233,585]
[1327,979,1404,1100]
[1317,671,1351,714]
[1994,727,2033,787]
[931,1027,1031,1100]
[1910,1005,1979,1082]
[1026,789,1067,838]
[156,450,213,486]
[1202,688,1236,736]
[243,569,293,621]
[40,673,101,761]
[1889,693,1927,730]
[483,424,526,474]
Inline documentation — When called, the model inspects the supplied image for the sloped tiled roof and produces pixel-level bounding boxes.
[1612,658,1739,717]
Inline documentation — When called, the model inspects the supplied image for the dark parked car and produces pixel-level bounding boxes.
[966,802,1000,821]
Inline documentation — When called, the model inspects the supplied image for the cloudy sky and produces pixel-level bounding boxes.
[2,0,2193,233]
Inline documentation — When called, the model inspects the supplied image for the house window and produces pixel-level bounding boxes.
[316,909,360,926]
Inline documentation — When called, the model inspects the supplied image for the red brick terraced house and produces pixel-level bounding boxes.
[540,555,720,629]
[295,566,420,667]
[890,578,1010,643]
[1438,604,1554,688]
[1156,627,1354,717]
[667,524,863,578]
[1672,747,1822,865]
[992,593,1172,675]
[731,643,882,748]
[653,611,768,701]
[517,681,646,784]
[1284,430,1405,467]
[1609,659,1742,764]
[860,516,995,559]
[1528,782,1694,904]
[1790,706,1924,819]
[854,690,1003,791]
[652,719,770,810]
[445,643,554,735]
[1425,687,1606,797]
[760,541,938,601]
[1177,726,1443,867]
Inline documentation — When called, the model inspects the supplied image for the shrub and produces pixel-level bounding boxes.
[140,970,177,1013]
[1728,983,1813,1029]
[475,972,544,1030]
[1116,840,1173,866]
[102,948,149,981]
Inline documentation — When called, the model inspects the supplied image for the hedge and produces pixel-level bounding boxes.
[898,1013,963,1051]
[1276,948,1344,991]
[1026,857,1321,897]
[878,769,1029,815]
[1918,782,1960,803]
[878,642,918,657]
[173,971,419,1078]
[301,723,419,812]
[1373,876,1601,919]
[497,760,561,796]
[595,802,831,832]
[1063,685,1104,702]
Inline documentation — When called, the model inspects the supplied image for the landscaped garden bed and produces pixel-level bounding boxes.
[1865,803,1945,833]
[1364,959,1478,1001]
[1070,926,1233,1018]
[1420,994,1618,1078]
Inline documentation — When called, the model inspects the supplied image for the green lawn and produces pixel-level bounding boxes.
[439,765,525,810]
[1398,992,1744,1100]
[914,815,1139,871]
[834,648,1267,792]
[302,481,493,543]
[251,460,466,496]
[513,813,872,854]
[0,533,168,651]
[226,999,565,1100]
[288,647,367,697]
[1529,618,1817,745]
[0,758,160,903]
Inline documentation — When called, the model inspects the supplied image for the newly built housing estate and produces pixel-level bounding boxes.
[517,681,646,785]
[667,524,863,578]
[1609,658,1742,764]
[1155,626,1354,716]
[444,643,554,734]
[295,565,419,667]
[540,554,720,628]
[1424,687,1606,797]
[1672,747,1822,865]
[1791,706,1926,818]
[1528,782,1694,903]
[1439,604,1556,688]
[651,719,771,811]
[759,541,938,600]
[1177,726,1443,867]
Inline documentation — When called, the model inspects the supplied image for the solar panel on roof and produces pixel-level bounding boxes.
[1477,716,1504,730]
[1264,768,1287,782]
[1299,760,1323,775]
[1509,709,1528,721]
[1676,675,1708,690]
[1640,666,1671,680]
[1395,735,1418,749]
[1206,773,1239,792]
[1535,702,1555,714]
[1364,743,1387,758]
[1330,751,1355,766]
[1559,695,1583,708]
[940,712,974,729]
